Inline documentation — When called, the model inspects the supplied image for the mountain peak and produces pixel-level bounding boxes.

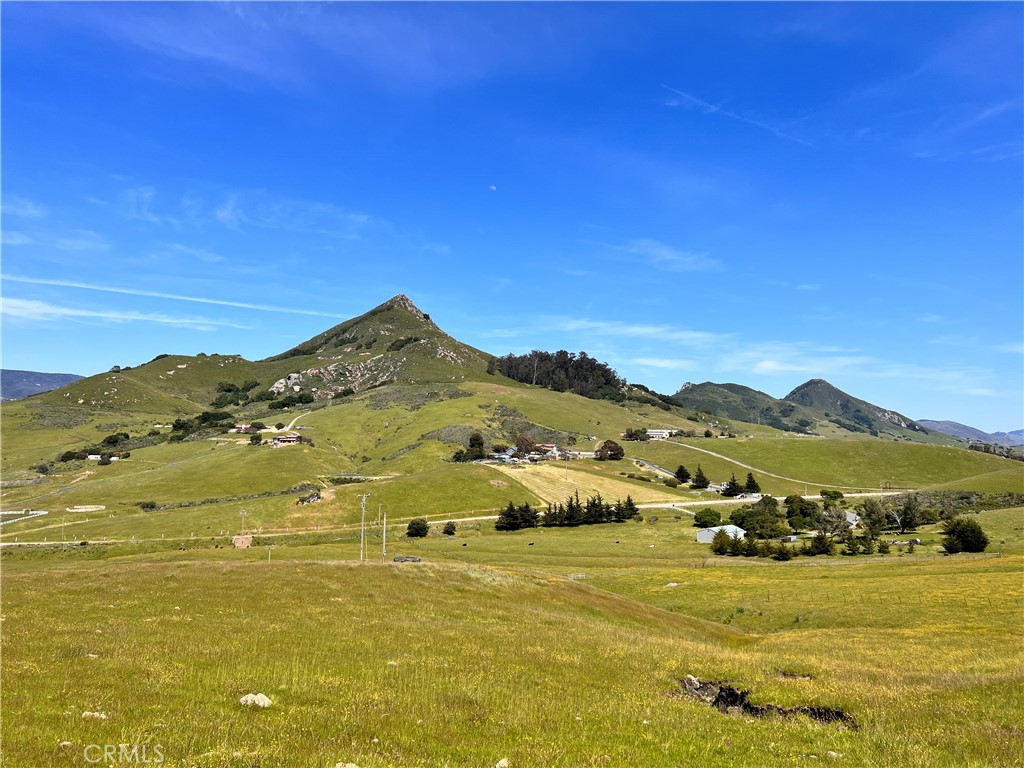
[380,294,436,327]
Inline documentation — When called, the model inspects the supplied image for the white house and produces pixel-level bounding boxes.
[646,429,673,440]
[696,524,746,544]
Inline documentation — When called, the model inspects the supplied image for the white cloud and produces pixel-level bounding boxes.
[123,186,177,225]
[553,317,729,346]
[662,84,814,147]
[1,196,46,219]
[633,357,695,370]
[1,274,347,319]
[626,238,720,272]
[216,196,243,230]
[0,297,246,331]
[53,230,108,251]
[1,231,32,245]
[993,342,1024,355]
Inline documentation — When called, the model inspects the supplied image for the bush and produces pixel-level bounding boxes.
[694,508,721,528]
[138,501,157,511]
[941,516,989,554]
[664,478,680,488]
[406,518,429,538]
[442,521,456,536]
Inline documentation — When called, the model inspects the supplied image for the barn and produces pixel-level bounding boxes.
[696,524,746,544]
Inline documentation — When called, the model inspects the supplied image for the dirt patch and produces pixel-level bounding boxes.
[489,480,508,488]
[70,471,95,484]
[674,675,857,728]
[778,669,814,680]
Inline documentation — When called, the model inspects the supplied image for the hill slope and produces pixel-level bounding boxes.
[784,378,932,440]
[670,381,822,434]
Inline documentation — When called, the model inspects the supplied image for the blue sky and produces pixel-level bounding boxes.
[1,2,1021,432]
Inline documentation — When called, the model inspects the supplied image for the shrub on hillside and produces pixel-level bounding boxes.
[941,516,989,554]
[406,518,429,538]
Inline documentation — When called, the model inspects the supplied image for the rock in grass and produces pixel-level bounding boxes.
[335,763,360,768]
[495,760,510,768]
[239,693,272,708]
[81,711,107,720]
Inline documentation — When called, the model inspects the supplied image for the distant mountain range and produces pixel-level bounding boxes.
[917,421,1024,447]
[0,369,84,401]
[671,377,933,442]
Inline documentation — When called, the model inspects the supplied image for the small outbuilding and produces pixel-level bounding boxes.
[696,524,745,544]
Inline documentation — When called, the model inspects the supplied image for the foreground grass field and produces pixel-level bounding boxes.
[2,509,1022,767]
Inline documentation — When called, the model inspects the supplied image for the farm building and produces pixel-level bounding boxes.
[696,524,746,544]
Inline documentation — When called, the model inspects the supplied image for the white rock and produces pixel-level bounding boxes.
[239,693,272,708]
[82,711,107,720]
[495,760,510,768]
[335,763,360,768]
[59,741,73,747]
[665,582,679,588]
[826,752,843,760]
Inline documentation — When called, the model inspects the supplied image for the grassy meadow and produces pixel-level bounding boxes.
[2,507,1022,767]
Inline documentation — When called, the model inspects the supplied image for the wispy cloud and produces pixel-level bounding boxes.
[662,84,814,147]
[1,275,348,319]
[216,196,243,230]
[1,297,247,331]
[551,317,730,347]
[1,231,32,246]
[52,230,109,251]
[633,357,695,370]
[123,186,177,225]
[626,238,720,272]
[1,196,46,219]
[211,190,371,238]
[159,243,224,263]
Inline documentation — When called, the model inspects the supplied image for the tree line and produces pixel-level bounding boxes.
[491,350,625,401]
[495,493,640,530]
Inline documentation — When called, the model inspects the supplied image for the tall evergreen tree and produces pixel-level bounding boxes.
[691,464,710,489]
[722,474,742,497]
[744,472,761,493]
[674,465,691,483]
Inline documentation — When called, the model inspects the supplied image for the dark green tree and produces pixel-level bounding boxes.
[611,495,639,522]
[859,498,889,538]
[594,440,624,460]
[710,528,732,555]
[691,464,710,489]
[466,431,486,461]
[442,521,457,536]
[693,508,721,528]
[721,474,743,497]
[743,473,761,494]
[406,518,429,538]
[941,516,989,553]
[674,465,691,484]
[820,489,845,509]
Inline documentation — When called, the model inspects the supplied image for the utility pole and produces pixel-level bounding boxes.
[358,493,370,562]
[382,508,387,563]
